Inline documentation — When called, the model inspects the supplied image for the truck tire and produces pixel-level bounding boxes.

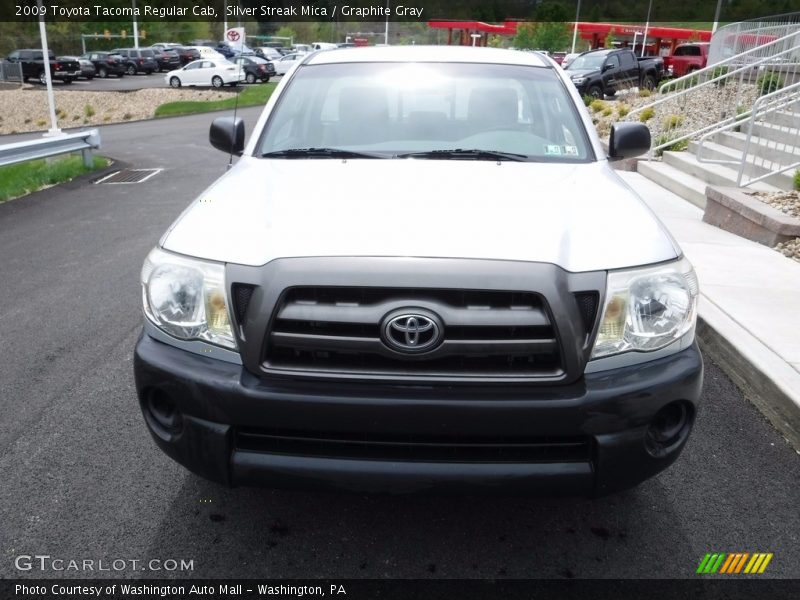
[641,75,656,91]
[38,70,47,85]
[98,67,107,78]
[126,64,136,76]
[587,84,603,99]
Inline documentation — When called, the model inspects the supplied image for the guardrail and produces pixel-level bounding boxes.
[0,129,101,168]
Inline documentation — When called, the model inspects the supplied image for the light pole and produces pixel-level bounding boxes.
[384,0,390,46]
[712,0,723,34]
[641,0,653,57]
[571,0,581,54]
[132,0,139,50]
[36,0,60,136]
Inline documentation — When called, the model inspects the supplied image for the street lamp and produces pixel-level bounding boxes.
[470,33,481,47]
[571,0,581,54]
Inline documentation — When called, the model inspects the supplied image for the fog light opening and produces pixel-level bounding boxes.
[645,401,692,457]
[147,389,183,434]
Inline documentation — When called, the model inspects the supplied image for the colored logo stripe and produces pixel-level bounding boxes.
[698,553,773,574]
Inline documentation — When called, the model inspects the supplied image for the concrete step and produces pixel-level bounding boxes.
[746,121,800,146]
[689,140,796,190]
[662,150,783,192]
[769,109,800,129]
[636,160,709,209]
[715,130,800,165]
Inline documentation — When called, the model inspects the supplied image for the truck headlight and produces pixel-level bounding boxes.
[591,258,698,359]
[140,247,237,350]
[571,76,586,84]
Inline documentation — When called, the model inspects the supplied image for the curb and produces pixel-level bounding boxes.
[697,297,800,452]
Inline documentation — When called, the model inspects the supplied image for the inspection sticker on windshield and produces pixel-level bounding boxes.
[545,145,562,156]
[564,145,579,156]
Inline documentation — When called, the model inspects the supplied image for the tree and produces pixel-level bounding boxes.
[513,22,571,53]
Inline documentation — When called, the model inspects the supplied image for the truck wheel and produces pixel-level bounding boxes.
[98,67,107,78]
[587,84,603,99]
[126,64,136,76]
[38,71,47,85]
[63,78,73,84]
[212,75,223,88]
[641,75,656,91]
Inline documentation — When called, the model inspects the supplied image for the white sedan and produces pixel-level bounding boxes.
[165,59,246,88]
[273,53,306,76]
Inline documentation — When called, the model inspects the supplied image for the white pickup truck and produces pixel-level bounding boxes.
[134,46,702,496]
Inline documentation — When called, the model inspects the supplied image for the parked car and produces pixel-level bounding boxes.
[292,43,312,54]
[81,51,126,78]
[111,48,158,75]
[565,48,664,98]
[61,55,95,79]
[151,47,181,72]
[255,47,284,61]
[5,49,81,84]
[215,43,236,59]
[232,55,275,83]
[664,42,710,77]
[184,46,227,61]
[272,52,305,75]
[136,46,702,496]
[172,46,201,66]
[164,59,245,88]
[561,52,580,68]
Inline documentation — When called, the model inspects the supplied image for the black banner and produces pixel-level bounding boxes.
[3,0,798,23]
[2,579,800,600]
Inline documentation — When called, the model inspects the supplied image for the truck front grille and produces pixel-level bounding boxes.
[262,287,564,382]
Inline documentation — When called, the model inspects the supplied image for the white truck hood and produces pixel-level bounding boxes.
[161,158,679,273]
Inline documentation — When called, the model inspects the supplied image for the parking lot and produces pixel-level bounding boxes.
[1,111,798,580]
[22,71,281,92]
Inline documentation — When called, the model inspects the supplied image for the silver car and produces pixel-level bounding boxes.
[135,46,702,496]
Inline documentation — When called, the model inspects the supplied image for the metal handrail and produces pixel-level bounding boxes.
[628,29,800,119]
[693,81,800,186]
[0,129,101,168]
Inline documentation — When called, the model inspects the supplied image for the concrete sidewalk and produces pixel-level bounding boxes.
[619,171,800,450]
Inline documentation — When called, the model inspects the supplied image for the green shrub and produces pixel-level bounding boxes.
[711,66,729,86]
[639,107,655,122]
[602,107,613,117]
[662,114,684,129]
[639,88,652,97]
[84,104,96,118]
[617,104,630,117]
[794,170,800,191]
[582,94,593,107]
[36,119,46,127]
[654,134,689,156]
[756,72,784,95]
[589,99,607,113]
[122,113,133,120]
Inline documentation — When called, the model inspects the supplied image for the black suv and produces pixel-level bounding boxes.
[82,51,126,78]
[151,48,181,72]
[111,48,158,75]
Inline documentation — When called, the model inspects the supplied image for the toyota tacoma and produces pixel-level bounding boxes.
[134,46,702,496]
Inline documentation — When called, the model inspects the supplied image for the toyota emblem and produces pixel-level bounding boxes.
[381,311,443,354]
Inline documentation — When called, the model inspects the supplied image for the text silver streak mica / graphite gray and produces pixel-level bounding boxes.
[134,46,703,495]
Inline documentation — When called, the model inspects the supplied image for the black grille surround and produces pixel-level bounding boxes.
[226,257,607,385]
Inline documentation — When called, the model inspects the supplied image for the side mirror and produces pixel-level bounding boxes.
[602,63,614,72]
[209,117,244,156]
[608,122,651,160]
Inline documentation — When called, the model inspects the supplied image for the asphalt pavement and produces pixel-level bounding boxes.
[0,113,798,580]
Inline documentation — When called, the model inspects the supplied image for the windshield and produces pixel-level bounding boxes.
[566,53,607,71]
[258,62,592,161]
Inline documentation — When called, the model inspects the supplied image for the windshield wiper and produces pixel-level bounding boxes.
[396,149,529,161]
[261,147,388,159]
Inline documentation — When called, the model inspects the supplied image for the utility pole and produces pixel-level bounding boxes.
[641,0,653,57]
[36,0,60,137]
[571,0,581,54]
[132,0,139,49]
[712,0,723,34]
[384,0,390,45]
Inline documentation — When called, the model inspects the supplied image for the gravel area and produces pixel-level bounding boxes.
[775,238,800,263]
[591,83,759,145]
[0,85,236,135]
[747,189,800,219]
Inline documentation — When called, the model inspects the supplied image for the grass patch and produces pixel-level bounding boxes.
[155,84,277,118]
[794,170,800,191]
[0,154,109,203]
[639,107,655,122]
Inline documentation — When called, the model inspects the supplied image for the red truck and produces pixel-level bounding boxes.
[664,42,710,78]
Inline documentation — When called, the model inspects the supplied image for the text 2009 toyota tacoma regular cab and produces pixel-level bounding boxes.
[134,47,702,496]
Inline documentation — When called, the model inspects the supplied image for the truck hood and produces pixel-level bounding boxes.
[566,68,598,78]
[161,158,679,273]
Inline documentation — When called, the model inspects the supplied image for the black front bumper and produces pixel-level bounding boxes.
[134,332,703,496]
